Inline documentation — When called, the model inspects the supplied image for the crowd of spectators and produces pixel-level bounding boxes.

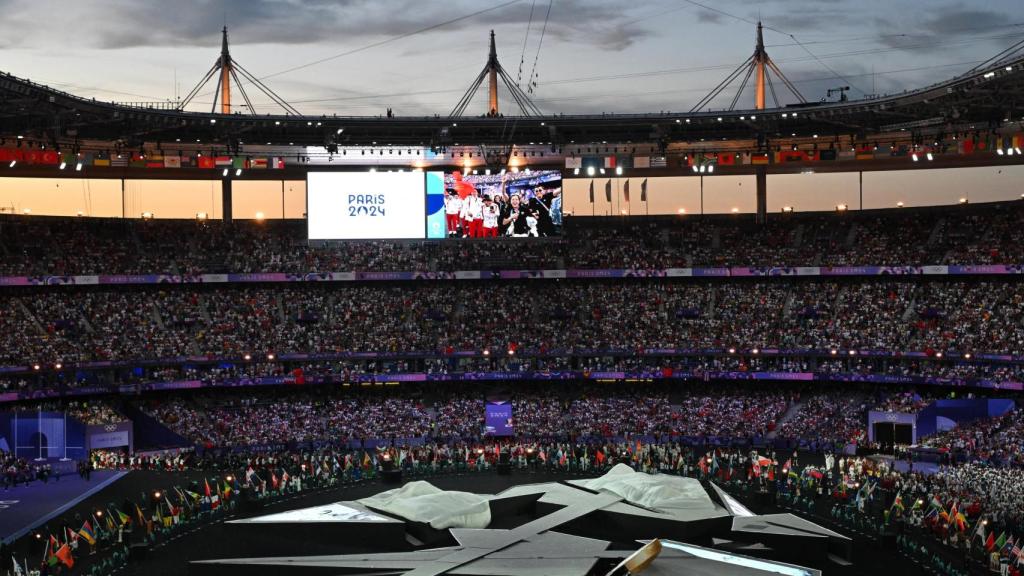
[1,202,1022,276]
[4,280,1024,369]
[919,409,1024,468]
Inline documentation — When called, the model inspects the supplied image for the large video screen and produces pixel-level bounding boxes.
[484,401,514,436]
[426,170,562,239]
[307,172,426,240]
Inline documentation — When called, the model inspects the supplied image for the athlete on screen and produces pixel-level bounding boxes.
[460,189,484,238]
[481,196,500,237]
[444,189,463,238]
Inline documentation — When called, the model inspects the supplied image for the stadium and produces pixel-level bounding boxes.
[1,2,1024,575]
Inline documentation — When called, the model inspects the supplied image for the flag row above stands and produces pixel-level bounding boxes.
[563,133,1023,171]
[0,148,286,169]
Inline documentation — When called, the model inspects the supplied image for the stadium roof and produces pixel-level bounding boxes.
[1,50,1023,155]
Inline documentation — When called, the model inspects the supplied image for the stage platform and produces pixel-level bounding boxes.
[0,469,125,543]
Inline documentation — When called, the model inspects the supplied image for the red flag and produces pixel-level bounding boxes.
[55,543,74,568]
[197,156,216,169]
[204,478,212,498]
[595,450,605,465]
[987,531,996,551]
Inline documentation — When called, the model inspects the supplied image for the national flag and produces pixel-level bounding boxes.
[110,155,129,167]
[633,156,650,168]
[163,156,182,168]
[996,532,1008,552]
[1002,535,1015,556]
[564,157,582,169]
[214,156,233,167]
[975,517,987,542]
[250,158,268,169]
[54,544,74,569]
[271,471,280,490]
[129,153,146,168]
[197,155,216,169]
[604,180,611,202]
[11,556,24,576]
[750,152,770,165]
[649,156,667,168]
[623,180,630,203]
[232,157,246,169]
[595,449,605,465]
[890,491,905,514]
[223,480,233,499]
[93,154,111,167]
[603,156,616,168]
[986,531,996,552]
[116,509,130,526]
[204,478,212,498]
[77,521,96,546]
[271,157,286,169]
[44,536,57,567]
[588,180,594,203]
[640,178,647,202]
[717,152,736,166]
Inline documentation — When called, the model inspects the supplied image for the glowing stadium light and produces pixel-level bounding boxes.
[698,165,706,173]
[1007,66,1014,72]
[911,152,919,162]
[750,115,756,120]
[716,117,722,122]
[33,364,40,370]
[22,208,30,214]
[707,165,714,173]
[255,212,265,221]
[141,212,154,220]
[1017,147,1023,155]
[59,161,67,170]
[598,168,605,175]
[75,162,83,171]
[836,204,848,211]
[507,349,515,356]
[728,348,736,354]
[244,353,251,361]
[935,352,943,358]
[692,166,699,173]
[196,212,208,221]
[925,153,933,161]
[781,113,788,118]
[964,353,972,359]
[55,362,62,369]
[730,207,739,213]
[751,348,759,355]
[267,353,275,360]
[830,349,838,355]
[482,349,490,356]
[573,168,580,175]
[984,72,996,78]
[235,168,243,176]
[8,160,15,168]
[222,168,229,177]
[615,166,622,176]
[1007,148,1015,156]
[677,208,686,214]
[210,118,217,124]
[896,201,904,208]
[782,206,794,212]
[959,197,968,204]
[586,166,595,176]
[848,350,857,356]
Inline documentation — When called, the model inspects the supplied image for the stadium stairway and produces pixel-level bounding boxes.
[766,401,804,440]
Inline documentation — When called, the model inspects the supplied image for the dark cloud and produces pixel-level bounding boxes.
[697,11,723,24]
[64,0,653,53]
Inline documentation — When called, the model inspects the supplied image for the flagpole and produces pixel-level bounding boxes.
[61,410,69,461]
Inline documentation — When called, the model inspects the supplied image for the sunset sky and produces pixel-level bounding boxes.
[0,0,1020,115]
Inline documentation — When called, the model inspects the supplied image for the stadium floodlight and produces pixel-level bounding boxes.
[586,166,595,176]
[698,165,706,173]
[959,197,968,204]
[235,168,243,176]
[244,353,251,361]
[830,349,838,355]
[896,201,904,208]
[222,168,229,177]
[782,206,793,212]
[935,352,943,358]
[482,349,490,356]
[836,204,848,211]
[573,168,580,175]
[677,208,686,214]
[692,166,699,173]
[925,153,934,161]
[997,148,1005,155]
[8,160,15,168]
[599,168,605,175]
[75,162,83,171]
[728,348,736,354]
[751,348,759,355]
[55,362,62,369]
[964,353,972,359]
[59,162,67,170]
[485,169,491,176]
[210,118,217,124]
[615,166,622,176]
[707,165,714,173]
[22,208,30,214]
[911,153,919,162]
[267,353,275,360]
[255,212,265,220]
[507,349,515,356]
[1017,147,1023,155]
[32,364,40,370]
